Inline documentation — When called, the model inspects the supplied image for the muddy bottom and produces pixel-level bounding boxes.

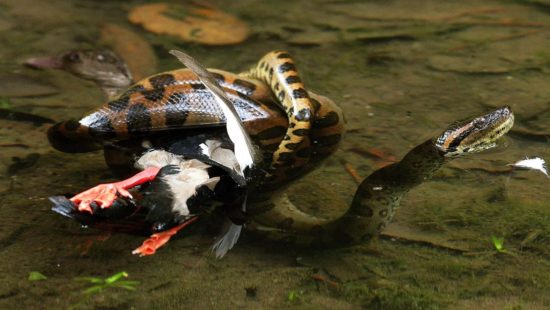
[0,0,549,309]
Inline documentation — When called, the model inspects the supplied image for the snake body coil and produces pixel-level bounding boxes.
[44,49,514,246]
[249,107,514,246]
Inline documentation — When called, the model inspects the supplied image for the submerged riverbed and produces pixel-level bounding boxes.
[0,0,549,309]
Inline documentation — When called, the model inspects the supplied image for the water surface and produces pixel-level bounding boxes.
[0,0,549,308]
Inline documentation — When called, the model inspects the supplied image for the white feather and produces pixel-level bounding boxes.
[135,150,221,215]
[217,100,254,174]
[162,160,220,216]
[169,50,260,176]
[200,140,240,172]
[168,50,257,259]
[509,157,548,178]
[135,149,185,169]
[211,223,242,258]
[211,195,247,258]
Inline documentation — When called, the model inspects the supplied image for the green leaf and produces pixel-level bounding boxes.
[112,280,140,291]
[28,271,47,281]
[105,271,128,284]
[83,285,105,295]
[75,277,104,284]
[114,283,138,291]
[0,97,11,109]
[115,280,140,286]
[491,236,506,252]
[76,272,138,296]
[287,291,297,302]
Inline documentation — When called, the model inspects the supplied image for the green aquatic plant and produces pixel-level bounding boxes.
[0,97,11,109]
[28,271,48,281]
[76,271,139,295]
[491,236,507,253]
[287,290,304,302]
[69,272,139,310]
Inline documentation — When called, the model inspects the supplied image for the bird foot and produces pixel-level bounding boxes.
[70,167,161,213]
[132,217,199,257]
[70,183,133,213]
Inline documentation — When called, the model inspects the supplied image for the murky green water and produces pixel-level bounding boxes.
[1,0,549,309]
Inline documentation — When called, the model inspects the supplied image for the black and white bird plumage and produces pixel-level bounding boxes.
[51,50,263,258]
[169,50,264,257]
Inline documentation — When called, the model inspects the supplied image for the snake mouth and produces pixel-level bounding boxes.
[435,106,514,157]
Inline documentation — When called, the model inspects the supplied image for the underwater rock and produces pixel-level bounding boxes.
[128,3,249,45]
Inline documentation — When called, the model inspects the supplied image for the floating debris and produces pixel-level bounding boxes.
[343,162,362,184]
[508,157,548,177]
[128,3,249,45]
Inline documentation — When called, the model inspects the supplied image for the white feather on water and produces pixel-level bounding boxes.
[508,157,548,178]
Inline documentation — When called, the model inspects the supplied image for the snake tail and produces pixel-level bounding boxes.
[47,120,103,153]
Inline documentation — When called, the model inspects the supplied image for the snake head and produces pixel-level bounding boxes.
[435,106,514,157]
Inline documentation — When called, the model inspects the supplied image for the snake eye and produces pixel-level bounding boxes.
[66,52,81,62]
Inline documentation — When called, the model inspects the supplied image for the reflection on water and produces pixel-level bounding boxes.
[0,0,549,308]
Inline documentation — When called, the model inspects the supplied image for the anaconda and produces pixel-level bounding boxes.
[42,49,514,251]
[249,106,514,246]
[44,50,343,190]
